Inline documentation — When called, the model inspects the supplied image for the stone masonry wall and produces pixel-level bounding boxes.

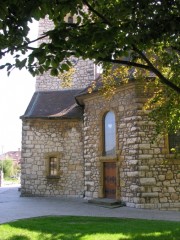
[36,17,96,91]
[21,119,84,197]
[36,58,95,91]
[83,83,138,200]
[121,84,180,210]
[83,82,180,210]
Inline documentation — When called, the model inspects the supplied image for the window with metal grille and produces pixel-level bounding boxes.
[49,157,58,176]
[168,133,180,153]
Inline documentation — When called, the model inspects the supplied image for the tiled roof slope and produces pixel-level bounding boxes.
[21,90,83,119]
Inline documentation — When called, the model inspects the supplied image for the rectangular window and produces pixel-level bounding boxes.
[49,157,58,176]
[168,133,180,153]
[68,16,73,23]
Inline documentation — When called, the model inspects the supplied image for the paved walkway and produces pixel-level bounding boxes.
[0,185,179,224]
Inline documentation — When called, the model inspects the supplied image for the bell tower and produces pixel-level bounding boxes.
[35,16,97,91]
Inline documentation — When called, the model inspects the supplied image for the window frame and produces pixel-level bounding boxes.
[103,111,116,156]
[67,16,73,23]
[49,157,58,177]
[45,152,61,179]
[168,132,180,154]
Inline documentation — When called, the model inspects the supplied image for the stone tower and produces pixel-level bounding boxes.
[36,16,97,91]
[20,16,97,199]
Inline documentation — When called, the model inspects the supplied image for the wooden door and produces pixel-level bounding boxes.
[104,162,116,199]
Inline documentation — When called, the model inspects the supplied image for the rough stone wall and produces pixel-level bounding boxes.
[83,82,180,210]
[21,119,84,197]
[121,84,180,210]
[36,17,96,91]
[83,83,138,200]
[36,58,95,91]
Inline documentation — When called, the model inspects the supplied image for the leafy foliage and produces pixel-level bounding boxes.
[0,159,13,178]
[0,0,179,133]
[58,66,76,87]
[144,81,180,134]
[0,158,20,178]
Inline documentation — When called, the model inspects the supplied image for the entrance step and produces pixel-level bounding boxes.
[88,198,125,208]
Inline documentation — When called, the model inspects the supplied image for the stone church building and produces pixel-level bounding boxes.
[20,17,180,211]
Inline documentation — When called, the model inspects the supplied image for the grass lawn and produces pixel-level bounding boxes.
[0,216,179,240]
[3,177,20,185]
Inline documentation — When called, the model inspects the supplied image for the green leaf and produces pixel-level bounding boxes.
[51,59,59,68]
[61,63,69,71]
[50,68,58,76]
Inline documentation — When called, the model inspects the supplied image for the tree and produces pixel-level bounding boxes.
[0,158,20,178]
[0,159,13,178]
[0,0,179,133]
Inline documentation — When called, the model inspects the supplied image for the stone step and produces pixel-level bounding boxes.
[88,198,125,208]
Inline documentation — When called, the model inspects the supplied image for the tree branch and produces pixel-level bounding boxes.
[26,46,37,50]
[0,34,48,58]
[82,0,112,26]
[132,45,180,94]
[27,34,49,45]
[97,57,152,70]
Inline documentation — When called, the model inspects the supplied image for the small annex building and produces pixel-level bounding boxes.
[20,18,180,211]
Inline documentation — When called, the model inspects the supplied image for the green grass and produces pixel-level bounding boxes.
[0,216,179,240]
[4,177,20,185]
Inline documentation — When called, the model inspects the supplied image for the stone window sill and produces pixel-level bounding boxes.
[99,155,117,161]
[165,153,180,159]
[164,154,180,164]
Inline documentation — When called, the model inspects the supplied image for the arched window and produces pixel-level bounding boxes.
[104,111,116,156]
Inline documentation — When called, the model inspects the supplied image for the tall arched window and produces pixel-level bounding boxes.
[104,111,116,156]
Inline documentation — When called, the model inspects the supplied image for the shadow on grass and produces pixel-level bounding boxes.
[7,236,30,240]
[2,216,180,240]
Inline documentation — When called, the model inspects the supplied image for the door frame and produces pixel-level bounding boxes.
[98,156,120,199]
[103,161,116,199]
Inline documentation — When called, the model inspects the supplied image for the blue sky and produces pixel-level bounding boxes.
[0,22,38,153]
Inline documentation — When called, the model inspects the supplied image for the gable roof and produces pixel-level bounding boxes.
[21,90,83,120]
[75,76,103,105]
